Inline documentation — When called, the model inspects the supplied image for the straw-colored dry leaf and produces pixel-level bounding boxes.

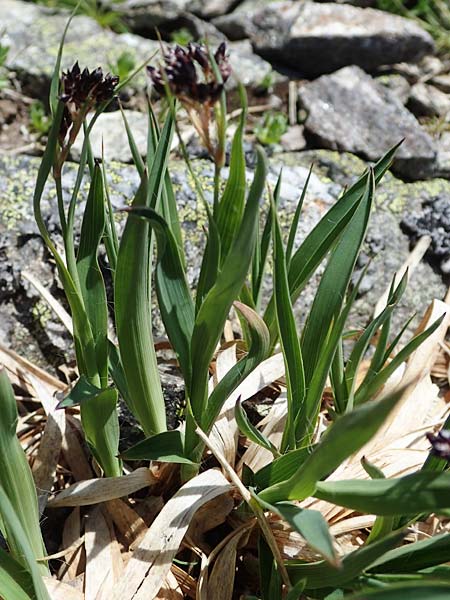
[62,416,93,482]
[155,569,184,599]
[60,507,84,582]
[188,492,234,540]
[84,505,121,600]
[112,469,232,600]
[44,577,84,600]
[206,522,253,600]
[238,394,287,474]
[209,344,239,465]
[30,374,66,512]
[171,565,196,599]
[48,468,156,507]
[105,498,148,549]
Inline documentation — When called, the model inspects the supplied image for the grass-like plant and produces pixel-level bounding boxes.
[3,11,450,600]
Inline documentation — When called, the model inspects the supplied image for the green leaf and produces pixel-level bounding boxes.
[76,163,108,387]
[259,535,282,600]
[235,398,279,457]
[188,148,267,428]
[285,164,312,266]
[272,182,305,451]
[120,104,145,175]
[0,547,34,600]
[0,484,50,599]
[259,386,404,503]
[264,143,400,346]
[115,116,173,436]
[347,582,450,600]
[202,301,270,434]
[368,533,450,574]
[254,446,313,490]
[315,471,450,516]
[122,206,195,387]
[286,579,307,600]
[195,202,221,314]
[56,375,102,409]
[264,500,339,565]
[216,100,246,261]
[288,531,404,589]
[120,430,196,465]
[0,370,48,575]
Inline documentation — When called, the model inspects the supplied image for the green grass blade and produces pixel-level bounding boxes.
[216,98,246,261]
[287,531,404,590]
[122,206,195,387]
[272,187,305,451]
[120,104,145,175]
[368,533,450,573]
[264,143,400,346]
[189,148,267,420]
[195,203,221,313]
[0,369,48,575]
[119,430,196,465]
[259,386,404,504]
[262,500,339,565]
[115,176,166,436]
[254,446,313,490]
[285,164,312,266]
[0,486,50,600]
[0,547,34,600]
[235,398,280,457]
[76,163,108,386]
[202,301,270,433]
[314,471,450,515]
[347,582,450,600]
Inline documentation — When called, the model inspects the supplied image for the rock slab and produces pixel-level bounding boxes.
[298,65,437,180]
[250,1,435,76]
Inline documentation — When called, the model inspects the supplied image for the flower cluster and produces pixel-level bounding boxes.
[58,62,119,148]
[147,43,231,166]
[147,42,231,107]
[426,429,450,461]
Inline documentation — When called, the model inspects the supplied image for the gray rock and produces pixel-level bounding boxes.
[375,74,411,105]
[434,132,450,180]
[191,0,243,19]
[1,0,159,95]
[408,83,450,118]
[1,148,446,374]
[227,40,280,89]
[298,66,437,180]
[71,110,149,163]
[250,1,435,77]
[279,125,307,152]
[431,73,450,94]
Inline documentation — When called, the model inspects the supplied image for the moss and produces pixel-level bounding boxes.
[31,299,52,328]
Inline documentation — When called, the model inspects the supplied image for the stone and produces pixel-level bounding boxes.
[434,132,450,180]
[71,110,148,163]
[227,40,281,90]
[1,148,446,374]
[431,73,450,94]
[375,74,411,105]
[1,0,159,95]
[250,1,435,77]
[408,83,450,118]
[297,66,437,180]
[191,0,243,20]
[279,125,307,152]
[213,0,261,40]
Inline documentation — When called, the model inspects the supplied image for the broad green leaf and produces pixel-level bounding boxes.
[263,500,338,565]
[235,398,279,457]
[264,143,400,346]
[56,375,102,409]
[347,582,450,600]
[315,471,450,515]
[368,533,450,574]
[254,446,313,490]
[115,115,173,436]
[259,535,282,600]
[0,370,48,575]
[195,202,221,314]
[81,388,121,477]
[188,148,267,425]
[0,485,50,599]
[286,580,307,600]
[0,547,34,600]
[120,430,196,465]
[301,170,374,397]
[216,97,246,260]
[76,163,108,387]
[272,184,305,451]
[202,301,270,433]
[288,531,404,589]
[123,206,194,387]
[259,386,404,504]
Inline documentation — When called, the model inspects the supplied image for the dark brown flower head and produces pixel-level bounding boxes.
[146,42,231,106]
[426,429,450,460]
[60,62,119,113]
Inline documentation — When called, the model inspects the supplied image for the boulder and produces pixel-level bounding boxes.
[408,82,450,118]
[1,0,159,95]
[298,66,437,180]
[250,1,435,77]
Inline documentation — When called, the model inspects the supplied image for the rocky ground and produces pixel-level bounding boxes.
[0,0,450,387]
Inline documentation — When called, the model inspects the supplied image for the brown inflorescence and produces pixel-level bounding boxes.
[426,429,450,461]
